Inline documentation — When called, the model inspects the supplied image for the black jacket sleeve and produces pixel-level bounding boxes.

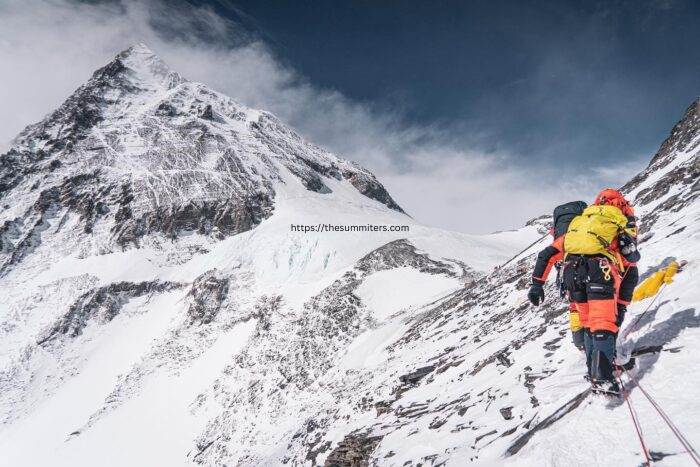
[618,265,639,305]
[532,245,560,285]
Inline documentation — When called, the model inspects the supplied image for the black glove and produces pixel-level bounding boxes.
[528,283,545,306]
[616,303,627,327]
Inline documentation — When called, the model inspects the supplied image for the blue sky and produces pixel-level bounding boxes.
[2,0,699,232]
[191,0,700,169]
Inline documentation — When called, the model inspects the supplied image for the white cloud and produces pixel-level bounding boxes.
[0,0,642,233]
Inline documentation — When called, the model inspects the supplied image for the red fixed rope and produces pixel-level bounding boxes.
[615,365,652,466]
[622,368,700,466]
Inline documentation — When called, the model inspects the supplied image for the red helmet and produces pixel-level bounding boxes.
[594,188,634,217]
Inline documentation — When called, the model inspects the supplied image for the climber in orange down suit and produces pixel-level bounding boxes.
[529,189,640,393]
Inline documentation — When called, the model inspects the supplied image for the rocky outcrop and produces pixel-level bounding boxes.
[38,280,182,345]
[623,97,700,232]
[356,239,464,277]
[340,168,404,213]
[324,434,384,467]
[187,271,230,325]
[649,98,700,166]
[112,184,274,247]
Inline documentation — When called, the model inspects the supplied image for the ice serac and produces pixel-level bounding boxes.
[3,44,698,467]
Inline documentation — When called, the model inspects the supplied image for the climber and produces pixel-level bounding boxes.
[562,189,640,395]
[528,189,640,395]
[528,201,587,350]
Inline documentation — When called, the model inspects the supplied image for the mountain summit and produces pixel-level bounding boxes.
[1,44,404,270]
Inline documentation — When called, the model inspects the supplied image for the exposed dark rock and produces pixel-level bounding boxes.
[58,172,112,233]
[341,168,404,213]
[324,434,383,467]
[399,365,436,385]
[429,417,447,429]
[457,405,472,416]
[394,402,430,419]
[648,451,678,462]
[356,239,463,278]
[187,271,230,324]
[112,189,274,248]
[375,401,393,416]
[499,407,513,420]
[155,101,178,117]
[650,98,700,167]
[0,187,62,275]
[506,388,590,456]
[306,440,332,465]
[200,104,215,120]
[38,280,183,345]
[542,336,563,351]
[0,149,28,194]
[474,430,498,443]
[0,218,22,255]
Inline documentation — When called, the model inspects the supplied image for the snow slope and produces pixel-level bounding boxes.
[310,99,700,467]
[0,45,540,466]
[1,44,698,467]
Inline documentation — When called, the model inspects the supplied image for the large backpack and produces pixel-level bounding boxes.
[564,205,628,261]
[553,201,587,239]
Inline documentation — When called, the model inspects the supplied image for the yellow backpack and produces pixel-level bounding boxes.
[564,205,628,262]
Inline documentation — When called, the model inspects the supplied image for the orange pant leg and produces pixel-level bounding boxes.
[587,261,622,333]
[588,299,618,333]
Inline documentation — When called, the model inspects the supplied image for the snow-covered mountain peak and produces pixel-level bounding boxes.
[100,43,185,90]
[0,44,413,275]
[108,42,183,91]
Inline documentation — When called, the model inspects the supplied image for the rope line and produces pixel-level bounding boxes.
[622,283,668,340]
[622,368,700,466]
[615,365,652,466]
[498,233,549,270]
